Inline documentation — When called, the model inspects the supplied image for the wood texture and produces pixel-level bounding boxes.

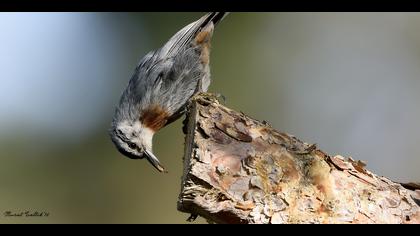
[177,94,420,224]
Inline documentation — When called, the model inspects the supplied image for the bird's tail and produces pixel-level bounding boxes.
[162,12,229,56]
[199,12,229,28]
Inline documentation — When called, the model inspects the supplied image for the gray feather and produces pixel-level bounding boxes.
[112,12,228,127]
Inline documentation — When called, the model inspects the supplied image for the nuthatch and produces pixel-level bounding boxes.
[110,12,228,172]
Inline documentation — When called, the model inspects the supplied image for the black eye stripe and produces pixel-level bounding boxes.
[128,142,137,149]
[115,143,143,160]
[117,135,136,150]
[115,129,141,151]
[116,129,129,142]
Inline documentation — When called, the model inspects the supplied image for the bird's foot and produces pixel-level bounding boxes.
[192,92,224,106]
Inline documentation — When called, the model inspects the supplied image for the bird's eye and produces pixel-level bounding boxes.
[128,143,137,149]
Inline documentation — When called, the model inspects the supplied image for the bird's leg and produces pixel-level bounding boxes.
[191,92,222,106]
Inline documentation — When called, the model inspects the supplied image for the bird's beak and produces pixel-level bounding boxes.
[144,150,167,173]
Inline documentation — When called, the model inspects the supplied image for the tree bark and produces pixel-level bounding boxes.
[177,94,420,224]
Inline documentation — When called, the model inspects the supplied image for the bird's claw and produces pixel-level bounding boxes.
[192,92,225,105]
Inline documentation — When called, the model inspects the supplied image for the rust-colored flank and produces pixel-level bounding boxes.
[140,105,170,132]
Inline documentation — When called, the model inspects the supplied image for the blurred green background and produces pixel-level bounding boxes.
[1,12,420,223]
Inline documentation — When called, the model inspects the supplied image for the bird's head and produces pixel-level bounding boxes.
[109,120,166,172]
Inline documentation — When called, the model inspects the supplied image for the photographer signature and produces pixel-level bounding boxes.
[3,210,49,217]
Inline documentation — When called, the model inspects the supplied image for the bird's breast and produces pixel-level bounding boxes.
[140,105,170,132]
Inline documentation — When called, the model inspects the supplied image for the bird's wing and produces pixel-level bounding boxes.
[131,13,229,111]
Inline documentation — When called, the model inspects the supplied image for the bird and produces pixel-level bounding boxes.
[109,12,229,172]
